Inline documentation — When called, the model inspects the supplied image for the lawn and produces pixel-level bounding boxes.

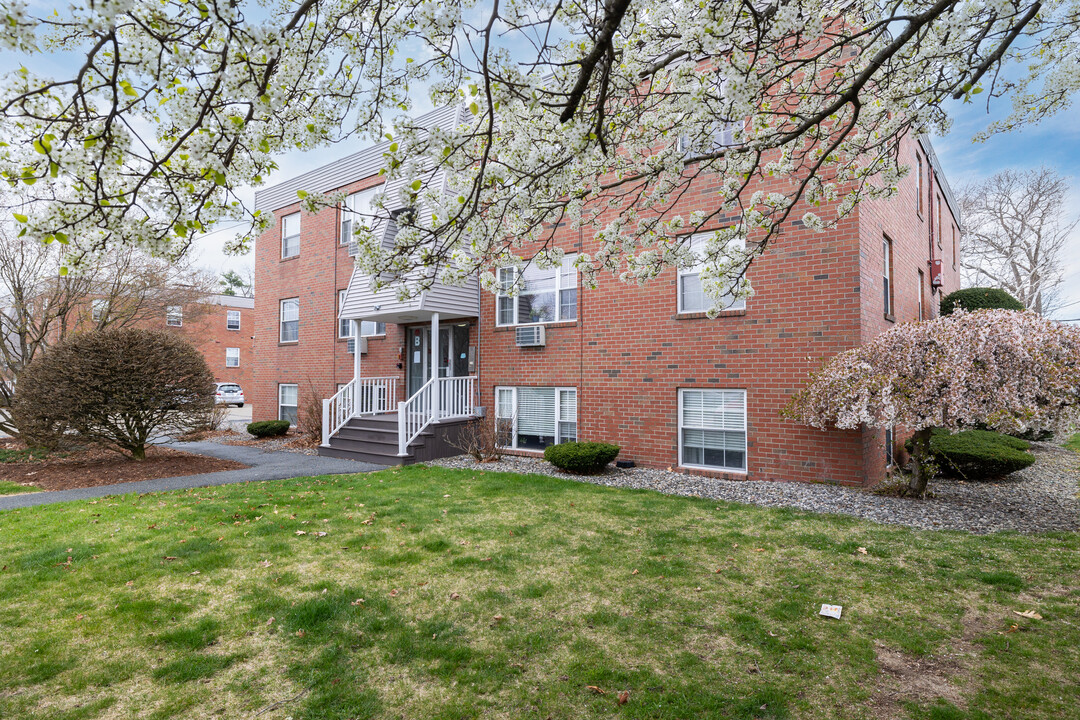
[1065,433,1080,453]
[0,466,1077,720]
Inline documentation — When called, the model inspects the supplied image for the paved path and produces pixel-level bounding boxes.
[0,441,383,511]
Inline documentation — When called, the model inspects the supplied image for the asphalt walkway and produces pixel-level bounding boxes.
[0,441,382,511]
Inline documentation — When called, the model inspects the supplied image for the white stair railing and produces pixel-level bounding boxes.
[397,377,435,455]
[355,376,398,416]
[322,380,355,447]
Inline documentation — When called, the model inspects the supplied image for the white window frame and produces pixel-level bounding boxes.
[677,234,747,314]
[495,255,578,327]
[678,388,748,473]
[226,309,241,330]
[494,386,578,450]
[91,298,107,322]
[166,305,183,327]
[278,383,298,425]
[885,426,895,467]
[225,347,240,367]
[279,298,299,343]
[341,187,379,257]
[281,212,300,259]
[883,236,894,318]
[916,151,924,216]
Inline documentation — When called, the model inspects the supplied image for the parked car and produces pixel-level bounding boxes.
[215,382,245,407]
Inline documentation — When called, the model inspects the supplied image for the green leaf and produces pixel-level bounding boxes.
[119,80,138,97]
[54,231,68,243]
[410,179,422,191]
[469,102,479,116]
[389,142,399,153]
[84,137,98,149]
[296,190,308,199]
[49,162,58,178]
[12,212,27,223]
[58,266,68,276]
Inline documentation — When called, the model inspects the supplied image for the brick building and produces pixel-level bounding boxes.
[251,106,961,484]
[76,293,255,389]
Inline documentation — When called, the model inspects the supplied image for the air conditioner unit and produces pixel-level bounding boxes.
[347,337,368,355]
[515,325,546,347]
[358,336,368,355]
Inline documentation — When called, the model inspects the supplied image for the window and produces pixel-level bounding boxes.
[677,121,742,156]
[166,305,183,327]
[341,187,378,256]
[281,212,300,258]
[494,386,577,450]
[496,256,578,326]
[225,347,240,367]
[678,234,746,314]
[936,195,943,248]
[279,298,299,342]
[917,269,925,321]
[882,236,894,318]
[885,426,895,467]
[952,225,958,270]
[338,290,385,349]
[279,384,298,425]
[679,389,747,472]
[916,151,923,215]
[91,299,107,322]
[226,310,241,330]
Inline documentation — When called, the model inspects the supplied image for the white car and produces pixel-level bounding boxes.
[215,382,245,407]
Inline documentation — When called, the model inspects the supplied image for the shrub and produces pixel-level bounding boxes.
[247,420,290,438]
[544,441,620,474]
[940,287,1024,316]
[907,428,1035,480]
[450,414,503,462]
[12,328,215,459]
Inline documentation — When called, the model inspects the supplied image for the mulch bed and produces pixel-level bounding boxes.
[0,445,248,492]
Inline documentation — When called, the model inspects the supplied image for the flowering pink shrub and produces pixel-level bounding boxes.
[785,310,1080,494]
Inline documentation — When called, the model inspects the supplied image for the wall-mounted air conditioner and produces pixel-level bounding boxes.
[515,325,546,347]
[347,337,369,355]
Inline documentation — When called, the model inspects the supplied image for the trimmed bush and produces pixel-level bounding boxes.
[907,428,1035,480]
[940,287,1024,316]
[544,441,620,474]
[12,328,215,458]
[247,420,290,438]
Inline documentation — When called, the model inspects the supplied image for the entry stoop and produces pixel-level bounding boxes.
[318,413,476,466]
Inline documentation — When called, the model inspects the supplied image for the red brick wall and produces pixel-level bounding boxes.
[174,303,256,389]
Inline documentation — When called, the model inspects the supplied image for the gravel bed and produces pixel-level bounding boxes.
[431,442,1080,534]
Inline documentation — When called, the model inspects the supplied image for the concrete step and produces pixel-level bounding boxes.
[317,445,412,465]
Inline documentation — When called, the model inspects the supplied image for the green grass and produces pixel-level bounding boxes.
[0,478,39,495]
[1065,434,1080,453]
[0,447,50,463]
[0,465,1078,720]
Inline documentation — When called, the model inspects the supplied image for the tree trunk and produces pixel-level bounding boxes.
[130,445,146,461]
[907,427,934,497]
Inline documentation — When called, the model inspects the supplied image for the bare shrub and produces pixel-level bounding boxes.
[299,380,324,443]
[12,328,215,459]
[450,413,504,462]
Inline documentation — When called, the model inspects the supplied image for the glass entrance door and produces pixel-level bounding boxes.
[406,324,470,398]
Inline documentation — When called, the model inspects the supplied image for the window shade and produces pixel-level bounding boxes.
[681,390,745,431]
[517,388,556,436]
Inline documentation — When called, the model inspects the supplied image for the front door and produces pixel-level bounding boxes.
[406,324,470,398]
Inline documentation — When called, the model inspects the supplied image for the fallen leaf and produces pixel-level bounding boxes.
[296,629,306,637]
[492,615,504,624]
[389,588,400,597]
[999,623,1020,635]
[586,685,605,695]
[753,548,766,553]
[259,560,273,568]
[314,531,327,537]
[266,617,275,626]
[163,556,179,561]
[351,598,365,606]
[216,536,224,542]
[190,571,200,576]
[126,580,134,587]
[450,592,460,600]
[295,530,307,536]
[617,691,630,705]
[1014,610,1043,620]
[631,569,639,575]
[856,547,868,555]
[75,614,84,620]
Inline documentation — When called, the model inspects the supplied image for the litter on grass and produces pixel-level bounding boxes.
[819,604,843,619]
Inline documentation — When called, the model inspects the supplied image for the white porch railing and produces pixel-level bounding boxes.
[355,376,398,416]
[321,376,398,446]
[438,376,476,420]
[322,380,355,447]
[396,376,478,455]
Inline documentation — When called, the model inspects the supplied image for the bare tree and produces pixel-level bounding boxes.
[0,219,217,436]
[958,167,1077,316]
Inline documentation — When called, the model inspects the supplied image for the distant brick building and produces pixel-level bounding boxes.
[251,106,961,483]
[168,294,256,389]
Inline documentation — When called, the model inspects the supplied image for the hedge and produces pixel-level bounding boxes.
[544,441,621,474]
[940,287,1024,316]
[247,420,291,438]
[908,428,1035,480]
